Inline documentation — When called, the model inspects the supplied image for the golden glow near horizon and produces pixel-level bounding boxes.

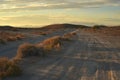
[0,0,120,27]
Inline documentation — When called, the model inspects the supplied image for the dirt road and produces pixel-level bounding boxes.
[4,29,120,80]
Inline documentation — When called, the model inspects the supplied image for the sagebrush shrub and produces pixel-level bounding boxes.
[62,32,77,41]
[0,57,22,78]
[42,36,62,51]
[15,43,44,59]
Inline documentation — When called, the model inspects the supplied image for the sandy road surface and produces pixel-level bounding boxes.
[4,29,120,80]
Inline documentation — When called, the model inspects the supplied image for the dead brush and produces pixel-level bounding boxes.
[0,57,22,79]
[70,31,77,35]
[15,34,75,59]
[15,34,25,40]
[6,36,17,41]
[6,34,24,41]
[0,31,25,43]
[15,43,45,59]
[42,36,62,52]
[62,31,77,41]
[32,32,48,35]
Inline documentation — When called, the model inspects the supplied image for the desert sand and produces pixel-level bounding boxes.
[0,25,120,80]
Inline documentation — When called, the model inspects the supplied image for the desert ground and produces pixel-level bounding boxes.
[0,24,120,80]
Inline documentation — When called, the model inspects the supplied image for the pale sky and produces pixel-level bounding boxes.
[0,0,120,27]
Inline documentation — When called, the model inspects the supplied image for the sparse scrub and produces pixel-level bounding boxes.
[15,36,63,59]
[16,34,25,40]
[6,34,24,41]
[15,43,44,59]
[16,32,77,59]
[85,26,120,37]
[6,36,17,41]
[93,25,107,29]
[0,57,22,79]
[32,32,48,35]
[42,36,62,52]
[0,31,25,43]
[62,32,77,41]
[62,33,72,40]
[71,31,77,35]
[42,33,77,52]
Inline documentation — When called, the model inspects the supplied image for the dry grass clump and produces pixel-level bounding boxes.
[70,31,77,35]
[0,31,25,43]
[6,34,24,41]
[15,36,63,59]
[6,36,18,41]
[41,32,77,52]
[16,31,77,59]
[15,34,25,40]
[85,27,120,37]
[93,25,107,29]
[32,31,48,35]
[16,36,67,59]
[42,36,62,51]
[15,43,44,59]
[0,57,22,78]
[62,32,77,40]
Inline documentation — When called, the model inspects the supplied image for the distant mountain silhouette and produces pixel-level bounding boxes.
[41,23,89,29]
[0,24,89,30]
[0,24,119,30]
[0,25,14,29]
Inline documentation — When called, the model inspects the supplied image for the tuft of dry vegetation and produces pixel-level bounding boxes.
[93,25,107,29]
[84,27,120,36]
[0,57,22,79]
[62,31,77,41]
[1,30,78,79]
[32,31,48,35]
[15,31,78,59]
[0,31,25,44]
[41,32,77,52]
[42,36,62,51]
[15,43,45,59]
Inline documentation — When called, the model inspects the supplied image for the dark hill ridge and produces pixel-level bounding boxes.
[0,24,89,30]
[0,24,119,30]
[41,23,89,29]
[0,26,14,29]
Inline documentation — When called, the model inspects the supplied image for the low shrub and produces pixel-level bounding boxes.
[16,33,77,59]
[42,36,62,51]
[71,32,77,35]
[6,36,17,41]
[0,31,25,43]
[93,25,107,29]
[0,57,22,78]
[32,32,48,35]
[15,43,45,59]
[62,32,77,41]
[41,32,77,51]
[6,34,24,41]
[16,34,24,40]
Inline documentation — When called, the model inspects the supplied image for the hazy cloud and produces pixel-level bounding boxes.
[0,14,77,26]
[104,18,120,22]
[0,0,120,12]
